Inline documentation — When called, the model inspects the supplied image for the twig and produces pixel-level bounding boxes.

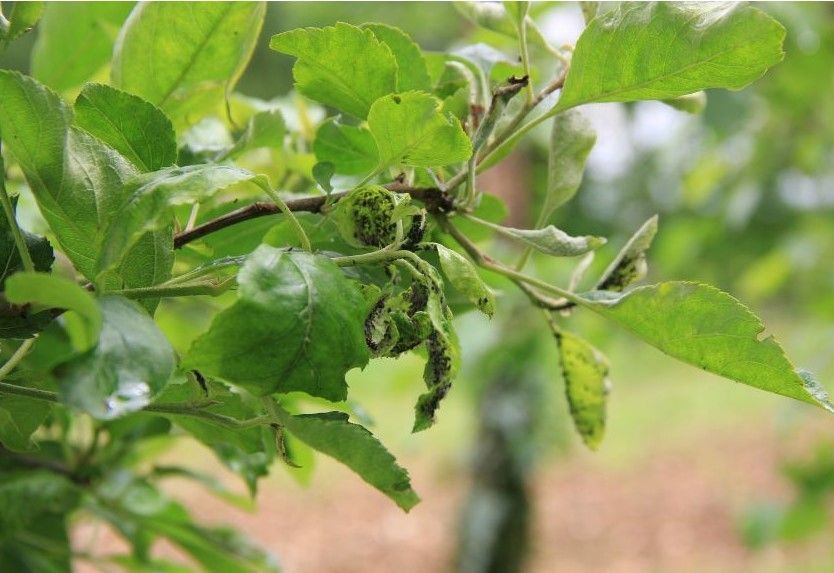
[0,381,276,430]
[173,184,451,249]
[435,213,575,311]
[0,338,35,381]
[0,144,36,272]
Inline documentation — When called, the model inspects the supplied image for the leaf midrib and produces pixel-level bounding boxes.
[156,3,234,108]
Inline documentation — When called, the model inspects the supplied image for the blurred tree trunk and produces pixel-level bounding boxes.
[454,327,542,573]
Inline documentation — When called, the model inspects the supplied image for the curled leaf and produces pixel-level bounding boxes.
[497,225,606,257]
[595,215,658,292]
[554,328,610,450]
[434,243,495,317]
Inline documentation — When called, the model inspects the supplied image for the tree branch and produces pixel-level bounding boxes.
[434,213,576,311]
[173,183,452,249]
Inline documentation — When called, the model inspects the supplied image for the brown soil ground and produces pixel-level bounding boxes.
[74,417,832,573]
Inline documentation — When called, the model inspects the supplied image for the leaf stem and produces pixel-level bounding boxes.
[254,177,312,252]
[517,15,535,104]
[0,381,277,430]
[0,338,35,381]
[331,248,425,269]
[108,278,236,300]
[0,147,36,272]
[444,69,568,194]
[436,214,579,310]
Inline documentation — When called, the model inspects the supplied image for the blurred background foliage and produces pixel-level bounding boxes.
[2,2,834,572]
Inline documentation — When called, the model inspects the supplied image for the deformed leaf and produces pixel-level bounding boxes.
[544,109,596,217]
[270,22,397,119]
[74,83,177,172]
[111,2,266,126]
[412,269,460,432]
[313,118,379,176]
[434,243,495,317]
[5,272,101,351]
[554,329,610,450]
[595,215,658,292]
[362,23,431,92]
[496,225,606,257]
[31,2,133,92]
[368,91,472,169]
[56,296,175,419]
[96,165,258,274]
[185,247,370,401]
[276,408,420,511]
[414,328,459,432]
[555,3,786,112]
[579,282,834,413]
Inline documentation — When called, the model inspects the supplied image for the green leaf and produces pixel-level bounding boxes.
[662,91,707,114]
[492,224,606,257]
[368,91,472,169]
[503,1,530,27]
[554,329,610,450]
[276,408,419,511]
[0,71,169,286]
[0,198,53,288]
[313,118,379,176]
[227,109,286,159]
[595,215,658,292]
[5,272,102,351]
[186,247,370,401]
[31,2,134,92]
[56,296,175,419]
[151,465,254,510]
[454,1,551,51]
[0,396,50,452]
[0,305,53,341]
[154,379,275,495]
[543,109,596,217]
[311,162,334,194]
[270,22,397,119]
[96,165,258,274]
[0,471,80,535]
[1,1,44,45]
[0,512,72,572]
[555,3,786,112]
[111,2,266,126]
[362,23,431,92]
[74,83,177,172]
[579,282,834,413]
[434,244,495,317]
